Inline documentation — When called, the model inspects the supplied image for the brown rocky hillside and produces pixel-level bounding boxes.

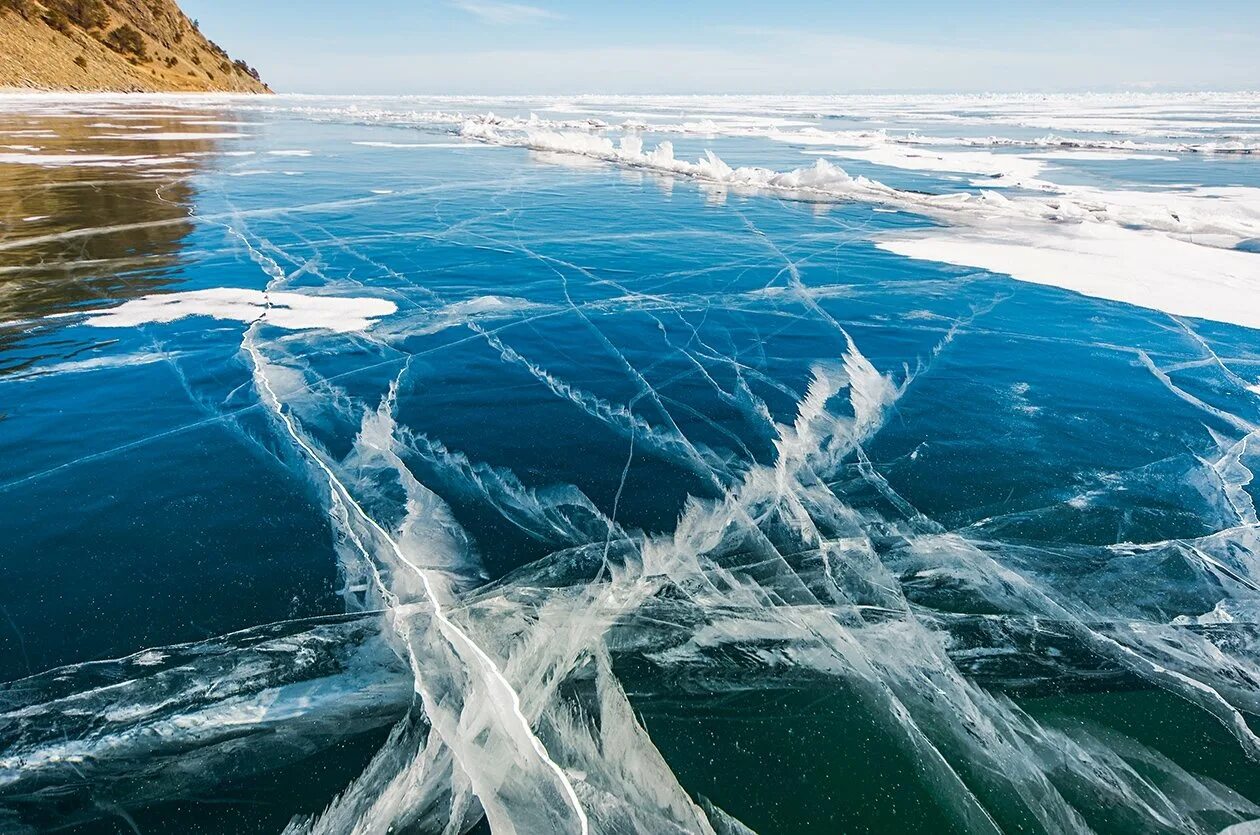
[0,0,270,92]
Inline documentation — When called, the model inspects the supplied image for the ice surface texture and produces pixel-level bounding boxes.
[1,92,1259,834]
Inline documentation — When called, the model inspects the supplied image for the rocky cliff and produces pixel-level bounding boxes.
[0,0,269,92]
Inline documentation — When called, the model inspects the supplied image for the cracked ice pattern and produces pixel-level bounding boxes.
[1,92,1259,834]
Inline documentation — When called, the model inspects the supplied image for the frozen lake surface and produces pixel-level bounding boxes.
[2,92,1260,834]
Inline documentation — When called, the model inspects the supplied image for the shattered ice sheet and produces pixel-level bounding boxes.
[3,90,1260,835]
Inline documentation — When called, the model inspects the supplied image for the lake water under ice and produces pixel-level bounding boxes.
[1,91,1260,834]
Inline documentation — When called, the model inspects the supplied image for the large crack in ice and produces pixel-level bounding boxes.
[8,300,1260,832]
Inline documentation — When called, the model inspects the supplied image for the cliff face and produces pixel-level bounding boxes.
[0,0,270,93]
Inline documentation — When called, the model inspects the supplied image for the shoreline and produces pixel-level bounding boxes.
[0,87,275,96]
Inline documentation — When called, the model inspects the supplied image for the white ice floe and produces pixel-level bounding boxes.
[801,145,1051,187]
[461,123,897,202]
[250,93,1260,155]
[1047,185,1260,246]
[352,140,504,149]
[438,294,540,318]
[878,222,1260,329]
[1024,150,1181,161]
[82,288,397,333]
[801,143,1182,183]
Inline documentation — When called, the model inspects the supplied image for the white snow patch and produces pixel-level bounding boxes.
[131,650,168,667]
[439,295,540,317]
[878,222,1260,330]
[802,145,1049,186]
[1025,150,1180,162]
[83,288,397,333]
[353,141,504,149]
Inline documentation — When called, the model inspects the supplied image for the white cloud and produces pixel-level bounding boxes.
[451,1,560,25]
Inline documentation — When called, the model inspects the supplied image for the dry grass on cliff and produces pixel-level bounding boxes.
[0,0,270,92]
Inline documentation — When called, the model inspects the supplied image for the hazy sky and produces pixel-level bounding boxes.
[181,0,1260,95]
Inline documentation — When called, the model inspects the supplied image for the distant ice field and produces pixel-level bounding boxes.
[1,92,1259,835]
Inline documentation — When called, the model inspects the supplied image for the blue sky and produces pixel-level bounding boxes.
[182,0,1260,94]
